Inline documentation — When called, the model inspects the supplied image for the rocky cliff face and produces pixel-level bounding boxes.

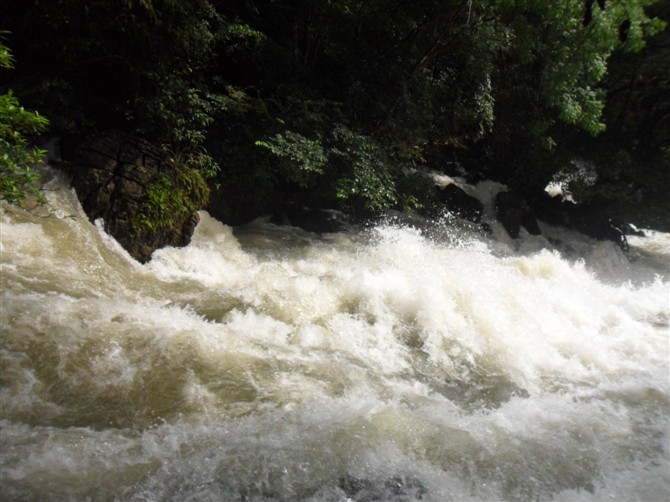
[66,133,199,263]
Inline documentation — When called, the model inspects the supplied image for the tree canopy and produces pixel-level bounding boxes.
[1,0,667,227]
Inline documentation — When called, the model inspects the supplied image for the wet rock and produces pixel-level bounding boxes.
[532,191,571,228]
[277,206,350,233]
[436,183,484,223]
[66,132,200,263]
[571,211,630,251]
[532,192,633,250]
[495,191,541,238]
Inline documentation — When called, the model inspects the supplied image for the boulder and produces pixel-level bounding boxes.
[532,192,633,250]
[436,183,484,223]
[495,191,541,238]
[276,205,350,233]
[569,208,630,251]
[67,132,200,263]
[531,191,572,228]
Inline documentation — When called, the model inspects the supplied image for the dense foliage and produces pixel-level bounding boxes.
[1,0,667,227]
[132,166,210,236]
[0,40,49,206]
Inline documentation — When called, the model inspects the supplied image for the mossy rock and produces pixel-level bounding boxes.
[67,132,205,262]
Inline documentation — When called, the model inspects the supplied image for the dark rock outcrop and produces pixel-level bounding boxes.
[66,132,200,262]
[437,183,484,223]
[274,205,350,233]
[532,192,633,250]
[495,191,541,238]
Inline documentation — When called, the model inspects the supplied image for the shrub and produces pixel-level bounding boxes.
[0,40,49,206]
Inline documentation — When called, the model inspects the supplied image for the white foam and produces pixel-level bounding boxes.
[1,177,668,501]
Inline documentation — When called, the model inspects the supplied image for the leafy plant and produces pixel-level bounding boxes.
[132,165,209,235]
[2,0,667,228]
[255,131,327,188]
[330,124,398,211]
[0,40,49,207]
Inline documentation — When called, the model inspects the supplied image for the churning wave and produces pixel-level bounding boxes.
[1,174,668,501]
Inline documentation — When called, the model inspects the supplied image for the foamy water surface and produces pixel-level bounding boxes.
[1,177,668,501]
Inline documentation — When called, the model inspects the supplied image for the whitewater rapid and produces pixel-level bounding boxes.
[1,173,668,501]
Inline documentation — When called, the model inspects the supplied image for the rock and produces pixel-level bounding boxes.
[67,132,200,263]
[532,191,572,228]
[571,210,630,251]
[436,183,484,223]
[532,192,632,250]
[277,206,350,233]
[495,191,541,238]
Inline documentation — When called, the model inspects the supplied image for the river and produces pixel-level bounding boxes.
[1,171,669,501]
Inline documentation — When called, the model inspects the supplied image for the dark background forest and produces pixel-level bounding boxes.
[2,0,669,233]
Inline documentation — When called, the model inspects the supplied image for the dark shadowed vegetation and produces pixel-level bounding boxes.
[2,0,668,230]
